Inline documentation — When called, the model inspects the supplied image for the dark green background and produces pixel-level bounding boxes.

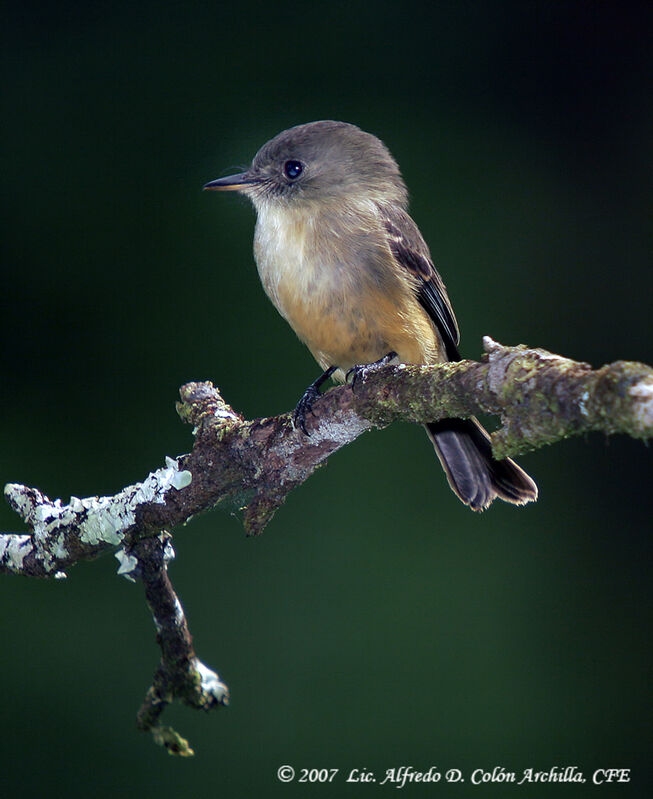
[1,2,651,797]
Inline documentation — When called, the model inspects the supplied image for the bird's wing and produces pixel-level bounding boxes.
[379,205,460,361]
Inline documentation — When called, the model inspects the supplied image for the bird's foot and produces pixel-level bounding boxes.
[293,385,321,436]
[346,351,398,392]
[293,366,337,436]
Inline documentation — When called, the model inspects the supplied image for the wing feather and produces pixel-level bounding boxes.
[379,206,460,361]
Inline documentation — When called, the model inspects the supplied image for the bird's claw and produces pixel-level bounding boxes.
[293,386,321,436]
[345,363,371,392]
[346,351,398,392]
[293,365,337,435]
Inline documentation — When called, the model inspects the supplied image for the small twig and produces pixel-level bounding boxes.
[120,533,228,756]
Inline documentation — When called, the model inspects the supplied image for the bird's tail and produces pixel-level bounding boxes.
[424,418,537,511]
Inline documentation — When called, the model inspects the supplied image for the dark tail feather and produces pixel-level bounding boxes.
[425,418,538,511]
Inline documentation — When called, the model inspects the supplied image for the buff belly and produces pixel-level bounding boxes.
[253,207,445,376]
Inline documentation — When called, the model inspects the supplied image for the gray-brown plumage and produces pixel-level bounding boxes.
[205,120,537,510]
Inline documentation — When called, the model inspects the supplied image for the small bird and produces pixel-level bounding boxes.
[204,121,537,510]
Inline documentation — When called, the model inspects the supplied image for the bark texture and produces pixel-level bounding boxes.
[1,338,651,753]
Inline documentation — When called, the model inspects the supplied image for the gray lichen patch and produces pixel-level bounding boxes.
[192,658,230,706]
[3,458,192,575]
[0,534,34,573]
[629,377,653,431]
[115,547,139,582]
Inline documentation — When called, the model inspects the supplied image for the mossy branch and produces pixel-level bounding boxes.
[1,336,651,753]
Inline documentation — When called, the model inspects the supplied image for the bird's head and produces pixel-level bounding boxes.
[204,120,407,212]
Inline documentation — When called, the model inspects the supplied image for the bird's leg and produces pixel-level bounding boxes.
[346,351,398,391]
[293,366,337,435]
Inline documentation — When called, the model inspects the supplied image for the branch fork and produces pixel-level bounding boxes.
[1,337,651,753]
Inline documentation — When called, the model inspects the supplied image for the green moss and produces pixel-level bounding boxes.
[151,725,194,757]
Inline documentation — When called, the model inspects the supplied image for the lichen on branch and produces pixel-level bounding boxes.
[2,337,652,572]
[1,336,651,754]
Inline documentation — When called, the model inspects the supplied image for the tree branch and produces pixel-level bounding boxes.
[1,337,651,753]
[130,533,228,756]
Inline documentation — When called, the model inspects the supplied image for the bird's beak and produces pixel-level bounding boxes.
[203,172,255,192]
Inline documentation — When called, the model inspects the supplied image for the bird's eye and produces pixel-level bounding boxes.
[284,160,303,180]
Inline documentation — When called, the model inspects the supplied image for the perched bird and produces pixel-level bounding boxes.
[204,121,537,510]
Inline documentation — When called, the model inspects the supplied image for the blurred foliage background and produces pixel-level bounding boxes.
[1,1,651,797]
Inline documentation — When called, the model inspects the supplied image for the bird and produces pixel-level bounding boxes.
[204,120,537,511]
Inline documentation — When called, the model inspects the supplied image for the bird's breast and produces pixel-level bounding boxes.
[252,205,438,371]
[253,209,366,355]
[254,208,330,315]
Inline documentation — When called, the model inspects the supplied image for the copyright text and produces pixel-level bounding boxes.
[276,765,631,787]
